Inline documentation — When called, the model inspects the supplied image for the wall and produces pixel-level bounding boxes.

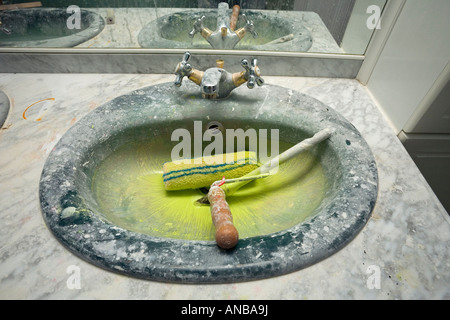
[293,0,356,46]
[366,0,450,134]
[366,0,450,213]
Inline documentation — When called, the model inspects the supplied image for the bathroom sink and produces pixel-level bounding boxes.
[0,8,105,47]
[138,9,313,51]
[0,90,9,128]
[39,81,377,283]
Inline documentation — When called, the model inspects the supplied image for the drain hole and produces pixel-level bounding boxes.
[199,187,209,195]
[205,121,224,136]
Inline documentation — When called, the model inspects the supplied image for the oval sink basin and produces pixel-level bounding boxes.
[138,9,313,51]
[0,90,9,128]
[39,82,377,283]
[0,8,105,47]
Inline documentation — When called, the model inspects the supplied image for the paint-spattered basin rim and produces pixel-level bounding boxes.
[39,82,378,283]
[0,90,10,128]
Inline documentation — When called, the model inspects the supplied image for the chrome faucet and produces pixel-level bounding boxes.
[174,52,264,99]
[0,18,12,35]
[188,2,257,49]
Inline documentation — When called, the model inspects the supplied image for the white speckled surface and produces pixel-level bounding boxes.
[0,73,448,299]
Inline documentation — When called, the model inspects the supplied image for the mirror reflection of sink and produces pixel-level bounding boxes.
[0,90,9,128]
[39,81,377,283]
[138,9,313,51]
[0,8,105,47]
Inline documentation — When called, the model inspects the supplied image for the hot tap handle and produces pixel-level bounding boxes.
[241,58,264,89]
[252,58,264,87]
[189,16,206,38]
[174,52,192,87]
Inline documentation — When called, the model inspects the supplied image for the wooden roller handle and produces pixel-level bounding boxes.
[208,186,239,249]
[230,5,240,31]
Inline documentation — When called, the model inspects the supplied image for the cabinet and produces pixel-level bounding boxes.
[399,62,450,213]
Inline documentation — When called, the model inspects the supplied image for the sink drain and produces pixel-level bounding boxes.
[205,121,224,136]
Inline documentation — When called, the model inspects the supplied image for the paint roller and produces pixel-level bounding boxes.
[162,128,333,249]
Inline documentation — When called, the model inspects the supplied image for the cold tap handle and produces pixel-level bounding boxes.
[189,16,206,38]
[174,52,192,87]
[241,58,263,89]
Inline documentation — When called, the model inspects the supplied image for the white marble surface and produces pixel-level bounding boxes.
[0,73,448,299]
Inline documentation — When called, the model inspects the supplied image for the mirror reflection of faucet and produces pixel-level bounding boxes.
[188,2,257,49]
[174,51,264,99]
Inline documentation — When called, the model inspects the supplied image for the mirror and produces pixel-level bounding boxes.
[0,0,387,55]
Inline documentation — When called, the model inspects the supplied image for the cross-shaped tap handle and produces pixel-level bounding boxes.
[174,52,192,87]
[189,16,206,38]
[241,58,264,89]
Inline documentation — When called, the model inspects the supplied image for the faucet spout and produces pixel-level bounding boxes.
[174,52,264,100]
[188,2,257,49]
[221,27,227,38]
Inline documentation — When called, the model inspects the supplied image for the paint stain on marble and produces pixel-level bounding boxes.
[41,133,62,155]
[0,123,12,130]
[20,215,32,224]
[89,101,99,110]
[23,98,55,121]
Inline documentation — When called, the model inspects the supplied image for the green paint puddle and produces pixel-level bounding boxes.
[92,139,328,241]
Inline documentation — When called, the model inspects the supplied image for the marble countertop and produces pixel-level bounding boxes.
[0,73,448,299]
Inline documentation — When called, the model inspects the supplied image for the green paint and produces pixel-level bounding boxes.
[91,138,328,241]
